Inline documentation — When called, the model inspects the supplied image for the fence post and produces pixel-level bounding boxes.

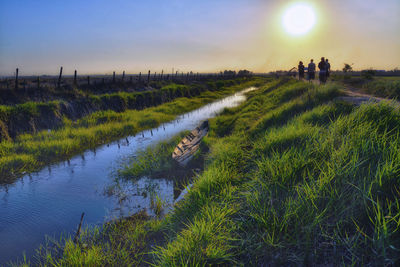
[57,66,63,88]
[161,70,163,80]
[122,71,125,82]
[87,76,90,85]
[139,72,142,82]
[148,70,151,83]
[113,71,116,83]
[37,77,40,88]
[15,68,19,89]
[74,70,77,85]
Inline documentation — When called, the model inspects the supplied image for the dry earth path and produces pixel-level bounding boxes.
[306,78,400,107]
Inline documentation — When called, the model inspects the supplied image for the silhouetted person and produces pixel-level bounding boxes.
[308,59,316,82]
[318,57,327,84]
[326,59,331,79]
[298,61,305,80]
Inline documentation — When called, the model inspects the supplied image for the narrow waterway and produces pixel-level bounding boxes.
[0,87,256,264]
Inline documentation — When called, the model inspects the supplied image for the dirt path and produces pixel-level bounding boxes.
[307,78,399,106]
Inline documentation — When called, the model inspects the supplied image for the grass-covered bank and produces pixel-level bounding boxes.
[0,78,257,141]
[15,78,400,266]
[0,77,267,184]
[158,79,399,265]
[331,74,400,99]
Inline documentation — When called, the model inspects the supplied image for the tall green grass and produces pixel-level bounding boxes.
[362,78,400,99]
[153,79,400,265]
[17,78,400,266]
[118,132,188,180]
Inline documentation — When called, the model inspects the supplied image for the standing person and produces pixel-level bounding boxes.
[298,61,305,80]
[318,57,327,84]
[307,59,316,82]
[326,59,331,80]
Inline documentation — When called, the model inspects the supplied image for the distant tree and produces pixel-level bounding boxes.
[361,69,376,80]
[343,63,353,73]
[223,70,236,77]
[237,70,252,77]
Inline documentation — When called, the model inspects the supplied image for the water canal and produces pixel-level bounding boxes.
[0,87,256,264]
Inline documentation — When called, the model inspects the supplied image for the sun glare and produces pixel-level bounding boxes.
[282,3,316,36]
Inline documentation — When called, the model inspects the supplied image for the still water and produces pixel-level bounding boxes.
[0,87,256,264]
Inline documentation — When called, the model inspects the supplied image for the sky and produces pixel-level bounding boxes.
[0,0,399,75]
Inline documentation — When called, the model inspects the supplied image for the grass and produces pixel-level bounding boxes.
[14,77,400,266]
[118,132,188,180]
[0,77,267,183]
[330,73,400,99]
[11,212,164,267]
[362,78,400,99]
[0,78,260,140]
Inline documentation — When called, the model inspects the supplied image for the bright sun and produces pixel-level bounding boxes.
[282,3,316,36]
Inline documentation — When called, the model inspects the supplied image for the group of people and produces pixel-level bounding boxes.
[298,57,331,84]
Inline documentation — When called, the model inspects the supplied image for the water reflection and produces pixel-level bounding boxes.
[0,87,256,264]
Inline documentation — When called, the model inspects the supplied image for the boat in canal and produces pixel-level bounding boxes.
[172,120,209,166]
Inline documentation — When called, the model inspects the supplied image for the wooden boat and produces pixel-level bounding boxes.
[172,120,209,166]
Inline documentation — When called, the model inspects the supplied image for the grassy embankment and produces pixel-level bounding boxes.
[0,77,266,183]
[16,78,400,266]
[361,77,400,99]
[331,74,400,99]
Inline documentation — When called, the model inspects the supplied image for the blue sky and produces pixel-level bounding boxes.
[0,0,399,75]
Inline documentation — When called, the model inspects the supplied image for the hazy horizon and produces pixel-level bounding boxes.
[1,0,399,76]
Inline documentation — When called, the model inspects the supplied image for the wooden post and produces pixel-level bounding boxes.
[73,212,85,244]
[161,70,163,80]
[37,77,40,88]
[113,71,116,83]
[74,70,77,85]
[139,72,142,82]
[87,76,90,85]
[57,66,63,88]
[148,70,151,83]
[15,68,19,89]
[122,71,125,82]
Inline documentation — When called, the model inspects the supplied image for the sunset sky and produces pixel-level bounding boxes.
[0,0,399,75]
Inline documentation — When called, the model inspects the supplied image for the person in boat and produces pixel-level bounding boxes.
[318,57,327,84]
[307,59,316,82]
[298,61,305,80]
